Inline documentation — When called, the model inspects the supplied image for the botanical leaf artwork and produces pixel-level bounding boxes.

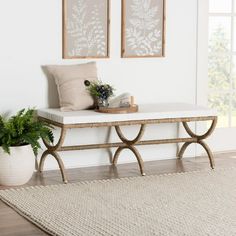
[64,0,108,58]
[123,0,164,57]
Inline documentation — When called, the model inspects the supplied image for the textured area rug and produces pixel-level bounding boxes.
[1,169,236,236]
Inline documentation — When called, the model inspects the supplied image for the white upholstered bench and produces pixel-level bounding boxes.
[37,103,217,183]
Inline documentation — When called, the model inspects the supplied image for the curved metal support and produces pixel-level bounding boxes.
[178,141,214,169]
[198,140,215,169]
[39,150,49,173]
[115,124,146,146]
[182,118,217,140]
[105,127,113,164]
[43,127,67,151]
[178,117,217,169]
[113,146,145,176]
[113,125,146,176]
[39,150,68,183]
[178,142,193,159]
[40,126,68,183]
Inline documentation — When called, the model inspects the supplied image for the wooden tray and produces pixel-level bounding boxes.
[95,105,138,114]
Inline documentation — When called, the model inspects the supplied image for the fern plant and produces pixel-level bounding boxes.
[0,109,54,156]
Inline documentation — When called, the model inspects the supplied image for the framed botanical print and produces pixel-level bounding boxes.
[63,0,110,59]
[121,0,165,58]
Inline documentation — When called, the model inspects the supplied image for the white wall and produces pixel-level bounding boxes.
[0,0,198,170]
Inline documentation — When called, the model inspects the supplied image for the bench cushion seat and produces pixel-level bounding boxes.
[37,103,217,125]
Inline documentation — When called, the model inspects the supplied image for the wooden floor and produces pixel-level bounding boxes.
[1,153,236,236]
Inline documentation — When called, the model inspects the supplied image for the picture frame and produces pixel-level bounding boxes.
[63,0,110,59]
[121,0,165,58]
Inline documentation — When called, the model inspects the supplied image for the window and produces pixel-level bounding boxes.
[208,0,236,127]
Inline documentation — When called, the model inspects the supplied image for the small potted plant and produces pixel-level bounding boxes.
[0,108,54,186]
[85,80,114,107]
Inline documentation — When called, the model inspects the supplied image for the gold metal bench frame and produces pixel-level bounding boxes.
[38,116,217,183]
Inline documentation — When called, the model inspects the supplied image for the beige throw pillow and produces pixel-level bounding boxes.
[48,62,98,111]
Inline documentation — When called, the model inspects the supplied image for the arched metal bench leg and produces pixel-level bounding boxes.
[39,150,68,183]
[113,146,146,176]
[198,140,215,169]
[178,142,193,159]
[42,127,67,151]
[105,127,113,164]
[177,118,217,169]
[113,124,146,176]
[39,150,49,173]
[39,127,68,183]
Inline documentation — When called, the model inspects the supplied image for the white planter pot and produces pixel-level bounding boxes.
[0,145,35,186]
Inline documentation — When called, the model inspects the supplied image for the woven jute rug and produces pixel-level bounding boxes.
[1,168,236,236]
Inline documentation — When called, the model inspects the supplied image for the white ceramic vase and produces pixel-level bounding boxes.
[0,144,35,186]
